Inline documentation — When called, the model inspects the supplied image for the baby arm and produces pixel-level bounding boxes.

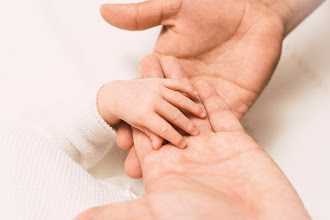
[97,78,206,149]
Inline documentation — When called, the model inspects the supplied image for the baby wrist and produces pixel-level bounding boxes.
[97,82,121,127]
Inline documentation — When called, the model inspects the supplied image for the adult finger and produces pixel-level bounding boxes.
[125,146,143,179]
[120,128,161,178]
[160,56,187,80]
[140,54,164,78]
[194,81,245,133]
[100,0,182,31]
[74,198,151,220]
[137,127,164,150]
[116,121,133,150]
[132,128,154,165]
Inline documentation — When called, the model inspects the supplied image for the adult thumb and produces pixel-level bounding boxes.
[100,0,182,31]
[74,198,151,220]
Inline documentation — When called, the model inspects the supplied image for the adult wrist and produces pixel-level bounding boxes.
[262,0,326,36]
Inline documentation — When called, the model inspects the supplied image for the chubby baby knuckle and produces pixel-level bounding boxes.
[169,109,181,121]
[159,124,170,136]
[153,98,164,109]
[135,111,147,121]
[151,81,162,93]
[146,92,158,103]
[157,79,165,87]
[176,94,186,105]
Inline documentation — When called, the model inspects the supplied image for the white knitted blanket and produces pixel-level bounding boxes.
[0,86,144,219]
[0,0,148,219]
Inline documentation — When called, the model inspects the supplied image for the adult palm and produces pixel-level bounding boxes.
[75,81,309,220]
[101,0,285,118]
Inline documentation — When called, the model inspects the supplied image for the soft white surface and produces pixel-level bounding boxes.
[0,90,130,219]
[0,0,329,219]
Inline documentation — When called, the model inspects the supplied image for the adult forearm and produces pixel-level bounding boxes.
[266,0,326,36]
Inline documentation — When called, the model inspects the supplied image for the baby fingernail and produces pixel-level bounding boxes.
[193,127,200,136]
[179,139,187,148]
[152,140,161,150]
[200,107,206,118]
[152,143,159,150]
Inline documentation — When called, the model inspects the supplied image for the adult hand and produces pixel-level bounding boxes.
[75,81,310,220]
[108,0,285,162]
[106,0,325,177]
[101,0,286,119]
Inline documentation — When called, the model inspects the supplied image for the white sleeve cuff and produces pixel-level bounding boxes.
[60,84,117,170]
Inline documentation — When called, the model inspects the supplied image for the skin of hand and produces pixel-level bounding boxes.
[75,81,310,220]
[97,78,206,149]
[121,56,195,178]
[103,0,325,177]
[104,0,286,165]
[101,0,325,178]
[101,0,286,119]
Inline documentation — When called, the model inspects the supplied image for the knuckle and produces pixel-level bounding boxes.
[146,90,158,102]
[176,94,186,105]
[136,110,147,121]
[169,109,181,121]
[160,124,170,136]
[153,97,163,108]
[170,79,179,86]
[156,83,164,94]
[150,79,161,88]
[145,130,154,137]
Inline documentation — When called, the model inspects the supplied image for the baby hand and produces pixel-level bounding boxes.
[98,78,206,149]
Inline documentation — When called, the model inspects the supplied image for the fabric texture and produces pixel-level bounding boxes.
[0,85,144,220]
